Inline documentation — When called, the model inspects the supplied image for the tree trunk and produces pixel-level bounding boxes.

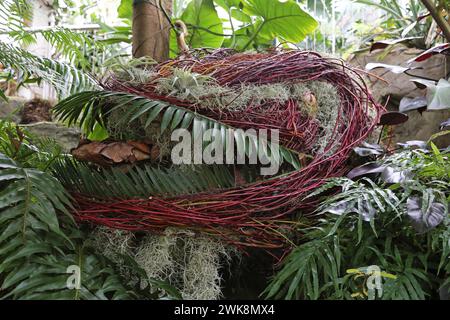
[132,0,172,61]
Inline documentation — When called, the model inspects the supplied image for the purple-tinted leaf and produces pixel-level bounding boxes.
[407,43,450,64]
[369,37,421,52]
[441,118,450,130]
[325,200,375,222]
[379,112,409,126]
[399,96,428,112]
[410,78,437,90]
[380,167,412,183]
[407,197,446,233]
[353,142,385,157]
[347,163,386,180]
[365,63,419,74]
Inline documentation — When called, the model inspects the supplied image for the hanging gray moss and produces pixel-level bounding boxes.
[87,227,139,287]
[291,81,341,154]
[134,228,236,300]
[88,226,237,300]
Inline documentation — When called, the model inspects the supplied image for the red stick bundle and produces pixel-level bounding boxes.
[73,49,383,249]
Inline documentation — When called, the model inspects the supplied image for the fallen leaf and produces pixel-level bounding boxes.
[71,140,155,166]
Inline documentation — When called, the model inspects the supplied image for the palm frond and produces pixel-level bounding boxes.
[264,237,342,300]
[0,153,73,240]
[0,41,99,98]
[40,28,103,68]
[382,270,430,300]
[1,243,132,300]
[53,90,301,170]
[52,158,235,199]
[0,0,33,44]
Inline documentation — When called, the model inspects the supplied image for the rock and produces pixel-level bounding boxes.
[349,45,450,147]
[19,122,81,152]
[0,96,26,123]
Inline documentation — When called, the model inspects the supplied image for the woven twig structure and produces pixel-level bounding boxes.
[72,49,383,249]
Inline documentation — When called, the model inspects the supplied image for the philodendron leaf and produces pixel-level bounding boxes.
[426,79,450,110]
[347,162,411,183]
[117,0,132,21]
[365,63,419,74]
[347,163,386,180]
[181,0,224,49]
[406,196,446,233]
[441,118,450,130]
[353,142,385,157]
[380,167,412,184]
[407,43,450,63]
[399,96,427,113]
[243,0,318,44]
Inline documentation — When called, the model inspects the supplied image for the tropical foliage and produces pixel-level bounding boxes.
[0,121,179,299]
[0,122,128,299]
[0,0,448,301]
[117,0,318,53]
[265,141,449,300]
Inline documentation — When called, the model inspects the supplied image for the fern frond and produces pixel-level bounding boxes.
[0,152,132,299]
[316,178,402,221]
[0,120,66,171]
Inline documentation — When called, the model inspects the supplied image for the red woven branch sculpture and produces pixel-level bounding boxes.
[72,49,383,249]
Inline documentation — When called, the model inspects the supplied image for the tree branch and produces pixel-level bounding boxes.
[421,0,450,43]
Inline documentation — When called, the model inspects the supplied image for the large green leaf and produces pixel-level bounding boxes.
[214,0,252,22]
[176,0,224,50]
[243,0,318,44]
[0,151,132,300]
[117,0,133,20]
